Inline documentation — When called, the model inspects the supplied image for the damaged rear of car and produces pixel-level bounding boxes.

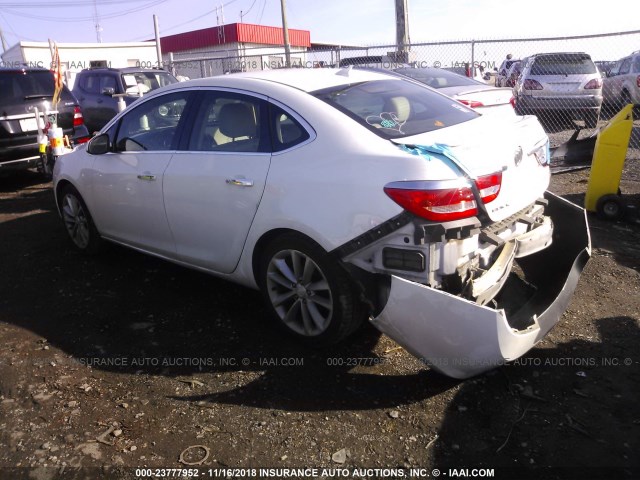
[313,76,590,378]
[53,69,589,380]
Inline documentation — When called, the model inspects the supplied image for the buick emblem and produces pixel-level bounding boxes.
[514,146,523,166]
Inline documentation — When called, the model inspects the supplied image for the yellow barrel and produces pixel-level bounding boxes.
[585,104,634,213]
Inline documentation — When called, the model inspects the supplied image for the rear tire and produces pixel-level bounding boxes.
[258,233,367,346]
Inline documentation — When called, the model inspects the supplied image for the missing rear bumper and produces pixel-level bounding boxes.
[370,191,591,379]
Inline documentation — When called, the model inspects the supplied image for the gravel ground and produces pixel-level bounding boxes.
[0,120,639,480]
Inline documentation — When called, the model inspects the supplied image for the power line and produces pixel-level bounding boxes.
[257,0,267,25]
[121,0,242,41]
[0,0,157,6]
[2,1,168,23]
[243,0,259,19]
[124,9,217,40]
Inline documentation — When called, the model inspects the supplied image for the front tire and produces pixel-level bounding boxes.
[59,185,104,254]
[258,233,367,346]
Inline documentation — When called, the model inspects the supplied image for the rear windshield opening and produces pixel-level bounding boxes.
[312,79,478,139]
[531,55,596,75]
[395,68,482,89]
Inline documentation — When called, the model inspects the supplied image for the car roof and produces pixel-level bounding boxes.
[79,67,171,74]
[174,67,402,93]
[530,52,592,58]
[0,66,52,73]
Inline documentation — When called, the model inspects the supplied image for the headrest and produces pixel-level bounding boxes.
[218,103,256,139]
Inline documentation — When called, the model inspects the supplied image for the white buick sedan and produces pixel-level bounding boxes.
[53,68,590,378]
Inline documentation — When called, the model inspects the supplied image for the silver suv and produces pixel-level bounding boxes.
[514,52,602,128]
[602,51,640,107]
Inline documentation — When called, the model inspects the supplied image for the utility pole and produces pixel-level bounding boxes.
[394,0,410,62]
[93,0,103,43]
[153,15,163,69]
[216,4,225,43]
[0,26,8,53]
[279,0,291,68]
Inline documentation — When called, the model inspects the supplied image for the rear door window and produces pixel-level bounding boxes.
[186,91,270,153]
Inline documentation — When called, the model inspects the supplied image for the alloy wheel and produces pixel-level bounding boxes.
[265,249,333,336]
[62,193,91,249]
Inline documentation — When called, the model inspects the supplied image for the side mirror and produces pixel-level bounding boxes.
[87,133,111,155]
[101,87,116,96]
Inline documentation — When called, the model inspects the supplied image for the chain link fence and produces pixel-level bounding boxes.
[166,30,640,150]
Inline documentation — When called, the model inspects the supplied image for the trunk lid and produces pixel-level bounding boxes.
[393,114,550,222]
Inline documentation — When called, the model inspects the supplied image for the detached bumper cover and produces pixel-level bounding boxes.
[371,192,591,379]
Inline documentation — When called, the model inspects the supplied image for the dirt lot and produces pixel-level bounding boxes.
[1,126,639,480]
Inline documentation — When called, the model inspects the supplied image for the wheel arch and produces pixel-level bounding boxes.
[54,179,74,214]
[250,227,385,317]
[251,228,323,286]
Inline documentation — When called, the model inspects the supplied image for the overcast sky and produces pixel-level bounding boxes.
[1,0,638,50]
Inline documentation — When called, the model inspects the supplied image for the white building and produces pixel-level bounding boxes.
[1,41,160,88]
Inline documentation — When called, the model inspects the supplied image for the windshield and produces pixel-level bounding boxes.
[313,79,478,139]
[530,55,596,75]
[394,67,481,88]
[121,71,178,94]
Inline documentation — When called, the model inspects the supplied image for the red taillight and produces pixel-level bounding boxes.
[475,172,502,204]
[73,106,84,127]
[523,79,543,90]
[458,99,484,109]
[384,173,502,222]
[509,97,516,109]
[636,75,640,88]
[584,78,602,89]
[384,185,477,222]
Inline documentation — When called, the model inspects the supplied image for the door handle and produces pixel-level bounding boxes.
[137,174,156,181]
[226,178,254,187]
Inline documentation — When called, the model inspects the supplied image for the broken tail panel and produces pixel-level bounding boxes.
[370,192,590,379]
